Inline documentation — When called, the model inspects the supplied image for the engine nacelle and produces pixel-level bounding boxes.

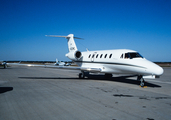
[65,51,82,60]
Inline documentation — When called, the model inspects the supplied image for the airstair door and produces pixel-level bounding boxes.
[91,52,97,62]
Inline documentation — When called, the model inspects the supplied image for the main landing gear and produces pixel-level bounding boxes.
[78,72,113,79]
[137,75,145,87]
[4,65,7,69]
[79,71,85,79]
[3,63,7,69]
[105,73,112,79]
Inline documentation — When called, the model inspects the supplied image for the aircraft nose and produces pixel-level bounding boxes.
[145,60,164,76]
[153,65,164,76]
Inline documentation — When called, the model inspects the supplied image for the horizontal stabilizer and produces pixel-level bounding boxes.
[45,35,84,40]
[45,35,68,38]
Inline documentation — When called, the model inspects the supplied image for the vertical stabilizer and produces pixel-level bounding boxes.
[45,34,82,60]
[66,34,78,52]
[45,34,79,52]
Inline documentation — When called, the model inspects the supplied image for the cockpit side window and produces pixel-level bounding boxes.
[129,52,143,58]
[125,53,130,59]
[124,52,143,59]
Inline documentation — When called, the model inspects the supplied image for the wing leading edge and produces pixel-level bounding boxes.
[6,63,101,72]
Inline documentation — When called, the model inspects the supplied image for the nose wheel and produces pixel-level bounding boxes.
[137,75,145,87]
[140,80,145,87]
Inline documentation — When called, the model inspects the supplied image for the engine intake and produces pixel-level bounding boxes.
[75,51,81,58]
[66,51,82,60]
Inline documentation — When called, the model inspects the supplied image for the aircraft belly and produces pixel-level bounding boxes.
[102,64,148,75]
[79,62,135,74]
[75,61,153,75]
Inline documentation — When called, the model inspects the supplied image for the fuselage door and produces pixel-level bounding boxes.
[91,52,97,62]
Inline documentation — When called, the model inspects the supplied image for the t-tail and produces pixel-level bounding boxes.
[46,34,82,60]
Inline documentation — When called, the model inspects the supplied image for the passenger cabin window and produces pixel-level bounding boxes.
[88,54,91,58]
[109,54,112,58]
[100,54,103,58]
[104,54,107,58]
[125,52,143,59]
[96,54,99,58]
[92,54,95,58]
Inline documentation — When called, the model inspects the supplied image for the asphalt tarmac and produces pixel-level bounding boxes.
[0,66,171,120]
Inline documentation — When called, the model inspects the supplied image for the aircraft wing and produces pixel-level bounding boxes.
[6,63,101,72]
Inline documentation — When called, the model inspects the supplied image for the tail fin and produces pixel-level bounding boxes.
[56,58,58,63]
[45,34,82,52]
[66,34,78,52]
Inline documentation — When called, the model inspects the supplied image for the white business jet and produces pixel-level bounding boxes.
[54,59,66,66]
[7,34,163,87]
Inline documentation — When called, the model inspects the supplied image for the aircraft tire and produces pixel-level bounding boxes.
[79,73,85,79]
[105,73,112,79]
[140,82,144,87]
[138,76,145,87]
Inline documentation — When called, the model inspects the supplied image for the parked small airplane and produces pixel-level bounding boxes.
[53,59,71,66]
[54,59,65,66]
[0,61,7,68]
[7,34,164,87]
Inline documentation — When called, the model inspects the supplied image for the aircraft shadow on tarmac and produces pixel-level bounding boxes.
[0,87,13,94]
[87,74,161,88]
[19,74,161,88]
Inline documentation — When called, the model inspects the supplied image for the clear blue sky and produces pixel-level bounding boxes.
[0,0,171,62]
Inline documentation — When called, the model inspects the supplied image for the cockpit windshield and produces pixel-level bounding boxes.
[124,52,143,59]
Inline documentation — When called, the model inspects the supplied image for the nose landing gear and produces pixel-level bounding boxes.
[137,75,146,87]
